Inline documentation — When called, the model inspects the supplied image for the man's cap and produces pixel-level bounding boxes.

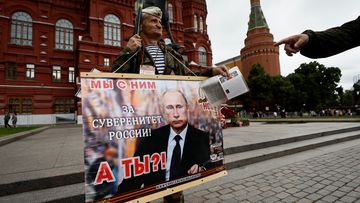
[142,6,162,19]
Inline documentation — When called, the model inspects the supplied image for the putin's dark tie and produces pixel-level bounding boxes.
[170,135,181,180]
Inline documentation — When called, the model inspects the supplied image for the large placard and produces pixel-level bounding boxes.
[81,73,225,202]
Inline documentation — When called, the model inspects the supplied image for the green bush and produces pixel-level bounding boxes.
[229,116,250,127]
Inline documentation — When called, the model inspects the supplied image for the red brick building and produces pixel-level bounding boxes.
[0,0,212,125]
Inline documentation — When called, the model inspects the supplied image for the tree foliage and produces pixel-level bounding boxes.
[342,90,354,107]
[247,64,272,104]
[291,61,341,109]
[244,61,344,112]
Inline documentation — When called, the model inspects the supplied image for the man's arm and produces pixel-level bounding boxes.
[275,16,360,59]
[165,45,229,77]
[112,35,142,73]
[192,64,229,78]
[111,47,135,73]
[300,16,360,58]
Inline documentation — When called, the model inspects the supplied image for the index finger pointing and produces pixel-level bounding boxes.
[274,40,286,47]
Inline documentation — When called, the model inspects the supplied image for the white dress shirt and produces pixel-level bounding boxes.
[165,124,188,181]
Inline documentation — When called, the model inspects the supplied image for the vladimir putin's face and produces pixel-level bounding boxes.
[163,91,189,134]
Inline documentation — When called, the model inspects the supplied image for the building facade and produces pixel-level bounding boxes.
[0,0,212,125]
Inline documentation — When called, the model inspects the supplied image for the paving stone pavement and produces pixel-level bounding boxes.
[183,144,360,203]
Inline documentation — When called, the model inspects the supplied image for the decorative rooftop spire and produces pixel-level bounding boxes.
[248,0,269,31]
[250,0,260,6]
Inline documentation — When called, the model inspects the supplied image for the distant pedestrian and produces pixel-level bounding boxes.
[280,109,286,118]
[12,113,17,127]
[4,112,11,128]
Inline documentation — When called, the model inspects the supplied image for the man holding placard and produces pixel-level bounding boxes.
[112,6,228,203]
[111,6,228,78]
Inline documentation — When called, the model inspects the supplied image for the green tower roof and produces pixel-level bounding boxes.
[248,5,269,31]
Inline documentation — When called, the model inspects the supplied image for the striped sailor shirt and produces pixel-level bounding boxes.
[145,44,165,74]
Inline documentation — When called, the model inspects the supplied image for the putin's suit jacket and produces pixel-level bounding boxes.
[117,124,210,194]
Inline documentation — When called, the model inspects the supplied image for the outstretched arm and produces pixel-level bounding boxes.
[188,63,230,78]
[275,16,360,59]
[300,17,360,58]
[211,65,230,78]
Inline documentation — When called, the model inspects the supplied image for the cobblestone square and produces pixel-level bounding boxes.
[182,145,360,202]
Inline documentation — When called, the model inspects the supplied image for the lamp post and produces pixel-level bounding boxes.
[355,91,360,112]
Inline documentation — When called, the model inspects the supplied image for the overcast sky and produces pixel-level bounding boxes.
[206,0,360,90]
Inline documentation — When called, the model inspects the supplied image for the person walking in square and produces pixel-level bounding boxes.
[4,112,11,128]
[12,112,18,128]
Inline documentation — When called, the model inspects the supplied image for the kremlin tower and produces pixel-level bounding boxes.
[240,0,280,79]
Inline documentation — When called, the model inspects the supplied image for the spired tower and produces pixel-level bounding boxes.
[240,0,280,79]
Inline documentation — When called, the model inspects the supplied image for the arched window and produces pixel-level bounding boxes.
[104,14,121,46]
[55,19,73,50]
[194,15,198,32]
[199,16,204,33]
[198,47,207,66]
[11,11,32,45]
[168,3,174,23]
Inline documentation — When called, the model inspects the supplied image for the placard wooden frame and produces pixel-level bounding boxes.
[126,171,227,203]
[81,72,227,203]
[80,72,209,81]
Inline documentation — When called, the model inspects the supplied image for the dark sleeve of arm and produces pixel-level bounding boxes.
[111,47,135,73]
[195,67,213,77]
[300,16,360,58]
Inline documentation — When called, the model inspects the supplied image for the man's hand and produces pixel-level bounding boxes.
[274,34,309,56]
[126,34,142,52]
[187,164,206,175]
[211,65,230,78]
